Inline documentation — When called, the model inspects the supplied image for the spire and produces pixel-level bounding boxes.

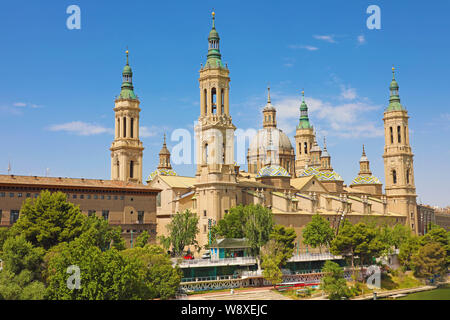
[205,11,224,69]
[298,89,312,129]
[360,144,369,162]
[387,65,404,111]
[321,136,330,158]
[118,49,137,100]
[267,85,271,104]
[158,133,172,170]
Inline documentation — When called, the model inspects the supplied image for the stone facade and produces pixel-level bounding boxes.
[0,175,159,248]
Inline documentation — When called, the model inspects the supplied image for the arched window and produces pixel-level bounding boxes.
[130,161,134,179]
[299,143,301,154]
[393,169,397,184]
[221,89,224,114]
[406,169,410,184]
[130,118,134,138]
[304,142,308,154]
[390,127,393,144]
[117,118,120,137]
[204,89,207,114]
[123,117,127,138]
[211,88,217,114]
[397,126,401,143]
[204,143,208,164]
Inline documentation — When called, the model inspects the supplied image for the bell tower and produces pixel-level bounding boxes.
[110,50,144,184]
[295,90,315,174]
[195,12,237,244]
[382,67,418,233]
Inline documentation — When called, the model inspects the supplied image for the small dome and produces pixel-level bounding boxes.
[351,175,382,185]
[209,28,219,40]
[147,168,177,181]
[298,166,343,181]
[256,165,291,178]
[123,65,132,75]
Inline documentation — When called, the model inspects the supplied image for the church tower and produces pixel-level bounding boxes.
[110,50,144,184]
[157,134,172,170]
[383,67,418,233]
[262,87,277,128]
[195,12,237,243]
[295,90,315,174]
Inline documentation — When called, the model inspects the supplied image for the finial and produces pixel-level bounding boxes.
[163,133,166,145]
[212,9,215,28]
[362,144,366,156]
[126,47,129,65]
[323,136,327,150]
[301,89,305,101]
[267,84,271,103]
[392,65,395,79]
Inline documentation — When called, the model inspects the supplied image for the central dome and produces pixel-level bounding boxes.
[248,128,293,155]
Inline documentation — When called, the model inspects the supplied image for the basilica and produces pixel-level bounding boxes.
[127,12,420,248]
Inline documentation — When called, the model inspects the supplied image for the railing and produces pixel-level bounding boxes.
[175,257,256,268]
[288,252,342,262]
[181,274,238,283]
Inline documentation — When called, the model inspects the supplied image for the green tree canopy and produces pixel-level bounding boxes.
[269,225,296,267]
[134,230,150,248]
[0,235,47,300]
[330,220,386,269]
[243,205,274,269]
[121,245,181,299]
[159,209,199,257]
[398,235,421,270]
[320,260,351,300]
[302,214,334,253]
[9,191,86,250]
[213,205,248,239]
[412,242,447,279]
[45,236,147,300]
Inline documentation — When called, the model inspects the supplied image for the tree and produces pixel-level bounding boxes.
[45,236,147,300]
[269,225,296,267]
[0,270,46,300]
[81,215,125,251]
[1,235,45,278]
[213,205,248,239]
[320,260,351,300]
[159,209,199,257]
[121,245,182,299]
[412,242,446,279]
[330,220,386,270]
[398,235,420,270]
[302,214,334,253]
[135,231,150,248]
[243,205,274,270]
[261,248,283,287]
[9,190,86,250]
[0,235,46,300]
[420,224,450,267]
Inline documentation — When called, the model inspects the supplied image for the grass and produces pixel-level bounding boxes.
[276,287,322,300]
[381,271,423,290]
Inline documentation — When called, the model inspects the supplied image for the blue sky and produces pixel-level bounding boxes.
[0,1,449,207]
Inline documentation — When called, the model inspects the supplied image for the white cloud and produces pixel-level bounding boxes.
[340,86,357,100]
[13,102,27,107]
[357,35,366,45]
[288,44,319,51]
[267,91,383,138]
[140,126,159,138]
[314,35,336,43]
[47,121,113,136]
